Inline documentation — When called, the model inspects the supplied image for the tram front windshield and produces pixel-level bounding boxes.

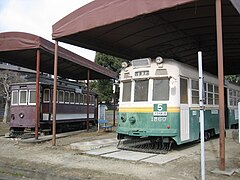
[122,78,169,102]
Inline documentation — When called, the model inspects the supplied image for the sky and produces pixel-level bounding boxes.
[0,0,96,61]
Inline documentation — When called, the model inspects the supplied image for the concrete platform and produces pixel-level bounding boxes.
[86,146,119,155]
[102,150,157,161]
[70,138,118,151]
[70,138,183,164]
[211,168,240,176]
[142,154,181,165]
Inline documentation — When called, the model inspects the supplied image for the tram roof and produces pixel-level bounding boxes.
[0,32,116,80]
[52,0,240,75]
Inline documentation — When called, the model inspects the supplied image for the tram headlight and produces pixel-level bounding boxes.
[155,56,163,64]
[19,113,24,119]
[129,116,136,124]
[121,113,127,123]
[121,62,128,68]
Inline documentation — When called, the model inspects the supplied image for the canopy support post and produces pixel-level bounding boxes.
[113,81,116,127]
[216,0,225,171]
[87,69,90,131]
[35,49,40,140]
[52,41,58,146]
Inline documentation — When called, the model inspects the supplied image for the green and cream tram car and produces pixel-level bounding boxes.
[117,57,239,149]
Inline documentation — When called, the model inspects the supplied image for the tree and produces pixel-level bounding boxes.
[225,75,240,85]
[0,70,25,123]
[93,52,126,107]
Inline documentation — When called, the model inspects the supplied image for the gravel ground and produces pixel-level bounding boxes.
[0,121,240,180]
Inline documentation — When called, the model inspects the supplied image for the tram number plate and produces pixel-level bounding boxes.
[152,117,167,122]
[153,111,167,116]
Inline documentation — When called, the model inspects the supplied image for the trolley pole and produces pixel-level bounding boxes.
[198,51,205,180]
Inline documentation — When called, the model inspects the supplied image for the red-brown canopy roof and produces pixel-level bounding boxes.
[0,32,116,80]
[52,0,240,75]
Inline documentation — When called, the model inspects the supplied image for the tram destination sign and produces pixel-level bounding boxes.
[153,104,167,116]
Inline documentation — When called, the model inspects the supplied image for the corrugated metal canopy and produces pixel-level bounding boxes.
[52,0,240,75]
[0,32,116,80]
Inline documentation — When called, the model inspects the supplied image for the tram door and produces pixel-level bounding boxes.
[180,78,190,141]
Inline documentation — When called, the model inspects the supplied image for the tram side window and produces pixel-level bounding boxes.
[229,89,234,106]
[237,91,240,102]
[207,84,213,105]
[43,89,50,102]
[153,79,169,101]
[93,96,96,105]
[29,90,36,104]
[134,80,149,102]
[75,93,80,104]
[65,91,70,104]
[90,95,93,105]
[214,85,219,105]
[122,81,131,102]
[84,94,87,104]
[229,89,238,106]
[233,90,237,106]
[180,78,188,104]
[58,90,64,103]
[70,92,75,104]
[11,90,18,105]
[91,95,95,105]
[19,90,28,105]
[204,83,207,103]
[80,93,84,104]
[54,90,58,102]
[234,91,238,106]
[191,80,199,104]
